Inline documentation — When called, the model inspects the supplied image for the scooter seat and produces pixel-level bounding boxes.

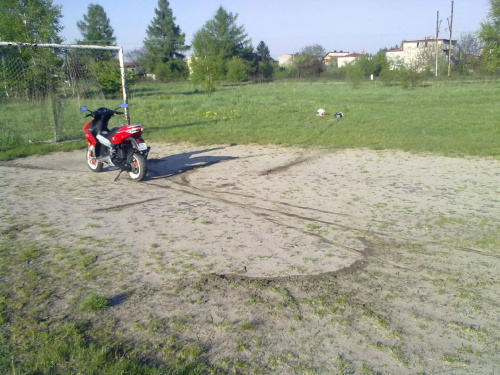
[101,127,120,140]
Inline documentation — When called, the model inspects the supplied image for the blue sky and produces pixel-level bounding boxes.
[53,0,490,59]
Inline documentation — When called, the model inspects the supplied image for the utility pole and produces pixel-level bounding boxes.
[435,11,440,77]
[447,1,454,77]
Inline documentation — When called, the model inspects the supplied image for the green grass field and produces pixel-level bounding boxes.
[1,78,499,160]
[128,79,500,158]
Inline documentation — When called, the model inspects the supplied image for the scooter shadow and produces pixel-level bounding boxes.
[145,147,238,180]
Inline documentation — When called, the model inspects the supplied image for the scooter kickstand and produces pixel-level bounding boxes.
[114,170,124,182]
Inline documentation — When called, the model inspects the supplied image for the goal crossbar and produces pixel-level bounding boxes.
[0,41,130,123]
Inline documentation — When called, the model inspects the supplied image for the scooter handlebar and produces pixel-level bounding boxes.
[82,107,125,118]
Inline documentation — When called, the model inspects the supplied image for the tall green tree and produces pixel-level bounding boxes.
[76,4,116,61]
[191,6,251,92]
[0,0,62,43]
[256,41,271,61]
[479,0,500,71]
[192,6,250,60]
[372,49,389,76]
[142,0,189,76]
[301,44,326,60]
[456,31,481,73]
[254,41,273,80]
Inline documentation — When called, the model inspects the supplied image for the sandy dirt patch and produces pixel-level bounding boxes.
[1,143,499,374]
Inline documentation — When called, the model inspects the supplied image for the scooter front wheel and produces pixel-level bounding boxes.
[87,146,103,172]
[128,152,147,181]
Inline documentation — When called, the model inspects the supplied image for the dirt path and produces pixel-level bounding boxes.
[1,143,499,374]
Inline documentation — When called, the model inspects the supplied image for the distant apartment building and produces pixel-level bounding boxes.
[278,54,294,66]
[386,37,457,69]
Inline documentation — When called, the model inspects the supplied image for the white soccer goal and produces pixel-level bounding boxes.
[0,42,130,150]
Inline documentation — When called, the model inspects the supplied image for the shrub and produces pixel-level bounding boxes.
[379,67,396,86]
[346,64,364,88]
[190,54,225,95]
[399,65,424,89]
[226,56,249,83]
[96,61,138,95]
[274,65,299,79]
[294,54,325,78]
[154,60,189,82]
[257,60,275,80]
[322,65,346,79]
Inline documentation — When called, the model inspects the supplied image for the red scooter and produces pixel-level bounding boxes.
[81,103,150,181]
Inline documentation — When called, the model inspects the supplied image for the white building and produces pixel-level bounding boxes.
[337,52,364,67]
[386,37,457,69]
[323,51,350,66]
[278,54,294,66]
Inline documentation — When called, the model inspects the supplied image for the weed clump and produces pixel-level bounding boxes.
[82,293,109,312]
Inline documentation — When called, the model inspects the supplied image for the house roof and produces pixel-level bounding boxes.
[339,53,362,58]
[401,38,456,45]
[324,51,349,56]
[323,51,350,61]
[387,48,403,53]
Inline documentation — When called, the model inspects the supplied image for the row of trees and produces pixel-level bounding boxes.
[76,1,274,92]
[127,2,275,92]
[2,0,500,94]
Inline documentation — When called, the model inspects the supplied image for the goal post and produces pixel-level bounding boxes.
[0,42,130,150]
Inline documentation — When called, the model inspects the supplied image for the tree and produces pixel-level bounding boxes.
[479,0,500,71]
[457,32,481,57]
[456,31,481,73]
[257,60,274,80]
[154,59,188,81]
[353,54,374,77]
[125,47,147,76]
[256,41,271,61]
[294,53,324,77]
[372,49,389,76]
[301,44,326,60]
[192,6,251,60]
[0,0,63,100]
[142,0,189,76]
[255,41,272,79]
[76,4,116,61]
[125,47,146,63]
[190,54,225,95]
[191,6,251,92]
[226,56,250,82]
[0,0,63,44]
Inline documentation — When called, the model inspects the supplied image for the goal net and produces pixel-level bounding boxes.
[0,42,129,151]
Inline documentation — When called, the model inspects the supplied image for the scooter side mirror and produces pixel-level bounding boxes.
[80,106,87,112]
[120,103,128,108]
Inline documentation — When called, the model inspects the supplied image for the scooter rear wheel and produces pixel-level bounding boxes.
[128,153,147,181]
[87,146,103,172]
